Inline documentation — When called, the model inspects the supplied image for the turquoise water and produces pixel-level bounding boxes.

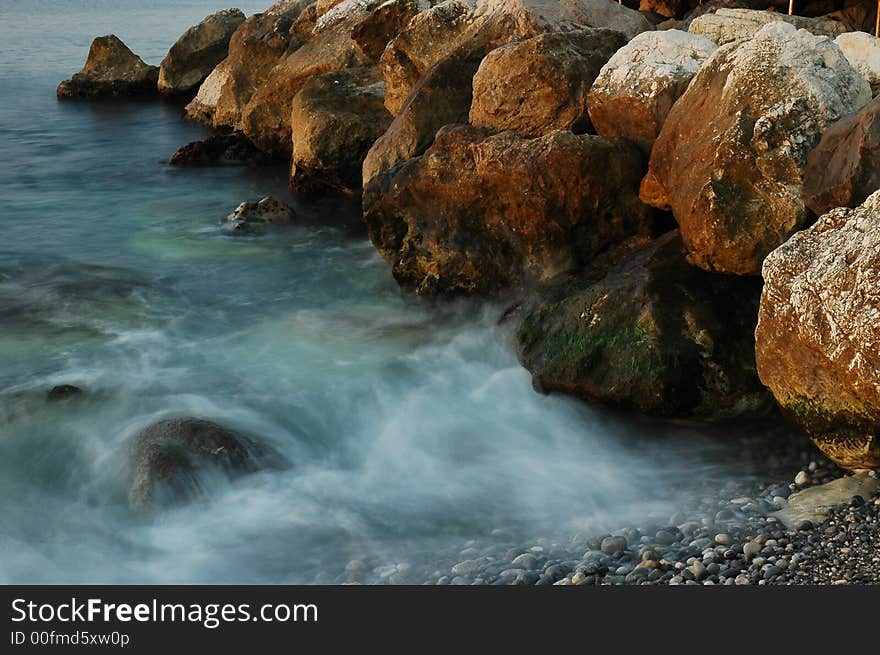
[0,1,765,584]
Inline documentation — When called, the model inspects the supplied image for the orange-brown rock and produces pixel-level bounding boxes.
[158,8,246,96]
[57,35,158,99]
[639,0,687,19]
[238,0,381,155]
[363,125,651,296]
[380,0,476,116]
[640,22,870,275]
[290,67,392,192]
[756,190,880,471]
[587,29,717,151]
[803,96,880,216]
[352,0,440,61]
[208,0,316,129]
[469,29,626,137]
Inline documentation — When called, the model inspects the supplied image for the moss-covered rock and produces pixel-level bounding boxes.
[515,231,770,418]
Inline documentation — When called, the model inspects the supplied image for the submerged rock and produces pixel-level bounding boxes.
[363,125,650,296]
[169,130,270,167]
[803,96,880,216]
[756,190,880,471]
[57,35,158,99]
[515,231,769,418]
[587,29,717,151]
[688,8,848,45]
[290,67,392,192]
[222,196,296,235]
[128,417,266,510]
[640,22,870,275]
[47,385,83,401]
[158,8,246,96]
[470,28,626,137]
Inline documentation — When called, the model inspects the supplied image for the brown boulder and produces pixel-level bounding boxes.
[351,0,440,61]
[641,22,870,275]
[363,125,651,296]
[238,0,381,155]
[756,190,880,471]
[516,231,768,418]
[639,0,688,19]
[210,0,317,130]
[380,0,476,116]
[158,8,246,96]
[469,29,627,137]
[57,35,158,99]
[290,67,392,192]
[803,96,880,216]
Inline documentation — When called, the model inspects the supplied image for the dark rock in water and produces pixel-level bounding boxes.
[128,417,271,510]
[515,231,771,418]
[803,96,880,217]
[57,35,159,99]
[363,125,651,296]
[169,131,270,167]
[221,196,296,235]
[47,385,83,401]
[158,8,246,96]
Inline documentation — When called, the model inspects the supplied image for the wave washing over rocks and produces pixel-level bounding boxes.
[49,0,880,585]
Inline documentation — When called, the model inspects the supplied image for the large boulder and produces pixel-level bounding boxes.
[516,231,768,418]
[239,0,381,155]
[57,35,158,99]
[380,0,476,116]
[803,96,880,216]
[363,0,651,184]
[185,58,232,124]
[688,8,848,45]
[129,418,266,510]
[208,0,317,129]
[587,29,717,151]
[835,31,880,96]
[755,190,880,471]
[290,67,392,191]
[640,23,871,276]
[363,125,651,295]
[352,0,440,61]
[158,8,246,95]
[469,29,627,137]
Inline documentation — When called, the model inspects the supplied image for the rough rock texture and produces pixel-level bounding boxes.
[773,473,880,527]
[169,130,270,166]
[380,0,477,116]
[210,0,317,130]
[469,29,627,137]
[803,96,880,216]
[755,190,880,471]
[471,0,654,41]
[516,231,768,418]
[129,418,261,510]
[640,23,871,275]
[223,196,296,234]
[239,0,381,155]
[57,35,158,99]
[185,58,232,124]
[587,29,717,151]
[639,0,688,19]
[290,67,392,191]
[363,125,651,295]
[835,32,880,96]
[352,0,438,61]
[364,0,651,184]
[158,8,246,95]
[688,8,848,45]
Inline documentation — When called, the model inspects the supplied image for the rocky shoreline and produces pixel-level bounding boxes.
[54,0,880,584]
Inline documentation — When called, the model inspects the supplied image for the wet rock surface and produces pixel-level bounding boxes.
[169,130,272,167]
[222,196,296,235]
